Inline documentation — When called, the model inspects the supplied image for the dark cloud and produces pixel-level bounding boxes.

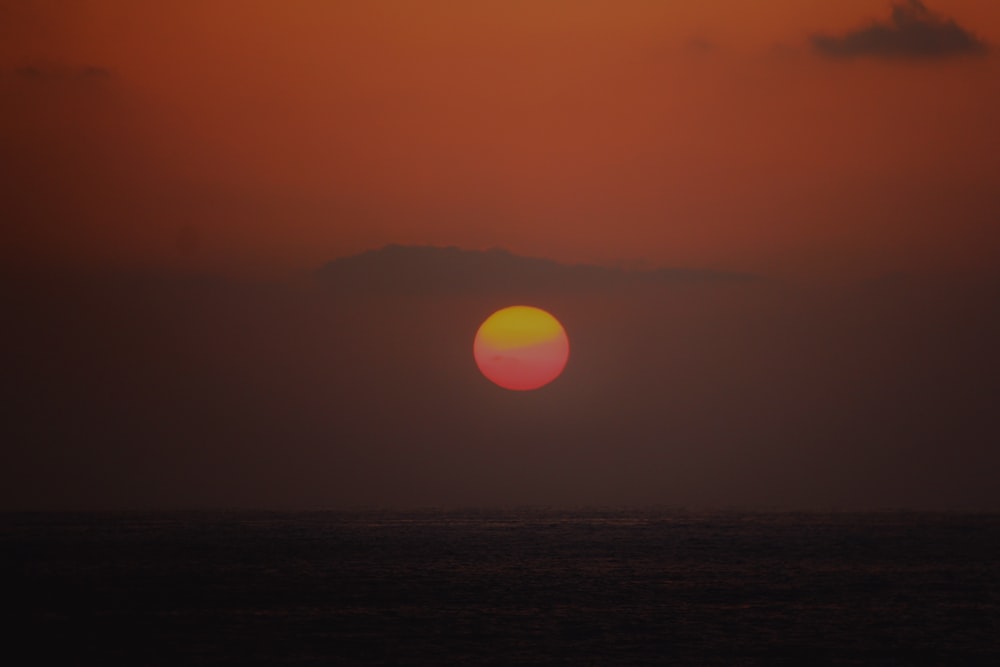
[811,0,988,59]
[318,244,753,296]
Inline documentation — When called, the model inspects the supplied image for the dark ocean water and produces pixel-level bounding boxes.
[4,510,999,665]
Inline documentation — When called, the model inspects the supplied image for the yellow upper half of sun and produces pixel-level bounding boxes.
[476,306,566,350]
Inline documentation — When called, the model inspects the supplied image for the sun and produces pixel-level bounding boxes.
[473,306,570,391]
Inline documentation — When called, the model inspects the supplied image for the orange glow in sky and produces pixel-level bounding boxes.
[2,1,999,278]
[5,2,1000,511]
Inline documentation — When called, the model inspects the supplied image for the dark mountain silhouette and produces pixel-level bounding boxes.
[317,244,753,294]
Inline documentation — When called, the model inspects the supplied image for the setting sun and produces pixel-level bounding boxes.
[473,306,570,391]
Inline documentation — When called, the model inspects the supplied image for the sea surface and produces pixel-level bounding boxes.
[5,510,999,665]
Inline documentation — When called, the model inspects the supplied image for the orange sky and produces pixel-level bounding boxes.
[5,2,1000,512]
[3,0,999,277]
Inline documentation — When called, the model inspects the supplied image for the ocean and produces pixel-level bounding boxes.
[5,510,999,665]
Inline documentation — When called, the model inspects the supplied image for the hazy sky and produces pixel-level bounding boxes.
[4,0,998,277]
[3,2,999,510]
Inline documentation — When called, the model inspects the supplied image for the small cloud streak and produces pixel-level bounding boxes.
[683,37,715,54]
[13,64,112,81]
[811,0,988,60]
